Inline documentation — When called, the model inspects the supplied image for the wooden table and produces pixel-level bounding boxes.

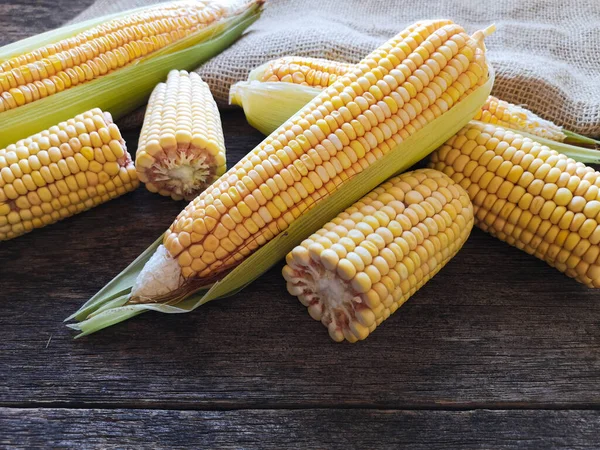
[1,2,600,448]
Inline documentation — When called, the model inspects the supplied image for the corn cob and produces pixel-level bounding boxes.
[231,57,600,161]
[258,56,354,88]
[136,70,226,201]
[0,1,231,112]
[68,20,494,336]
[429,121,600,287]
[0,0,264,148]
[0,108,138,240]
[283,168,473,342]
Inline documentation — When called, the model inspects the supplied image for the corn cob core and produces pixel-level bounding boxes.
[129,20,491,303]
[0,1,228,113]
[282,169,473,342]
[429,122,600,287]
[0,108,138,240]
[259,57,354,88]
[473,96,566,142]
[136,70,226,201]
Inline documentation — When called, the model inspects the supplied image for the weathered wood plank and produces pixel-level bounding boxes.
[0,0,95,46]
[1,408,599,449]
[1,112,600,409]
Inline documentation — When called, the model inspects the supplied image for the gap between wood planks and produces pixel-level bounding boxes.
[1,401,600,412]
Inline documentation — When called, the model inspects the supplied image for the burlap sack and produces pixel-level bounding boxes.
[71,0,600,137]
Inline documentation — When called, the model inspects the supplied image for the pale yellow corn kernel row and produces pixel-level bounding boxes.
[135,70,226,201]
[429,122,600,287]
[260,57,355,88]
[0,108,139,240]
[473,95,566,141]
[0,1,227,112]
[156,20,490,284]
[282,168,473,342]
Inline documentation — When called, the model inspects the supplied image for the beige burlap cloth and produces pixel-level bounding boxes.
[71,0,600,137]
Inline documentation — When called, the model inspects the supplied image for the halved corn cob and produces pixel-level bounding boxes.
[231,57,600,161]
[136,70,226,201]
[283,168,473,342]
[0,108,138,240]
[0,0,264,148]
[67,20,494,336]
[429,121,600,287]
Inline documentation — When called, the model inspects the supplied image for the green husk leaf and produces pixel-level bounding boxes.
[563,130,600,149]
[230,81,321,135]
[0,2,263,148]
[67,67,495,337]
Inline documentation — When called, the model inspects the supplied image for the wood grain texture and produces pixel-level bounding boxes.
[0,0,94,46]
[2,408,600,449]
[1,112,600,410]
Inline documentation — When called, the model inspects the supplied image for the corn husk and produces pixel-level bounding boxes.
[66,65,496,337]
[0,0,264,148]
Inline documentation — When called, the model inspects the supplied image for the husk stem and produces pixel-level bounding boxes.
[66,67,495,337]
[0,1,263,148]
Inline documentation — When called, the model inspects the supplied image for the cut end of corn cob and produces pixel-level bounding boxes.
[136,70,226,201]
[430,121,600,288]
[0,108,138,240]
[283,169,474,342]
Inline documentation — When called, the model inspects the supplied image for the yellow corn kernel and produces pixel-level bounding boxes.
[259,56,354,88]
[473,95,567,142]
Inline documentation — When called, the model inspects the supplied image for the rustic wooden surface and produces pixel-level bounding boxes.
[1,1,600,449]
[2,409,600,449]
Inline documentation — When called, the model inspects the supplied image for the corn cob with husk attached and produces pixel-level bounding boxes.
[0,0,264,148]
[230,56,600,162]
[283,168,473,342]
[67,19,495,336]
[429,122,600,287]
[0,108,138,240]
[136,70,226,201]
